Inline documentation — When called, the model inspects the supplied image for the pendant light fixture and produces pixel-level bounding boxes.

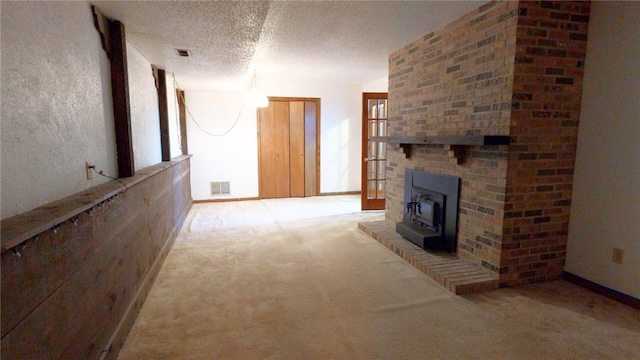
[245,69,269,108]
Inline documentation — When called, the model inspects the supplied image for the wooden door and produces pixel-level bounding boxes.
[258,98,319,199]
[361,93,388,210]
[273,101,291,197]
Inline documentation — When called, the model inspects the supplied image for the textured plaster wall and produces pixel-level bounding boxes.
[127,43,161,170]
[1,2,116,219]
[565,2,640,299]
[186,80,362,200]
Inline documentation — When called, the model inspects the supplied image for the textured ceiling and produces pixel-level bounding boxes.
[93,1,487,92]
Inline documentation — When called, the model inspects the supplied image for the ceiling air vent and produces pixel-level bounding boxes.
[175,48,191,57]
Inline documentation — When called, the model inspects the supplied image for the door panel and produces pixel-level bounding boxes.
[274,101,290,198]
[289,101,305,197]
[258,105,277,198]
[304,101,317,197]
[361,93,387,210]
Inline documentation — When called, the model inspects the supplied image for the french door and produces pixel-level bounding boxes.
[361,93,387,210]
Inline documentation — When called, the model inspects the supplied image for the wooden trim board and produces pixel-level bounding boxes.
[562,271,639,310]
[194,197,260,203]
[319,191,361,196]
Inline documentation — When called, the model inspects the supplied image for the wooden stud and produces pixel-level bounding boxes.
[108,20,135,177]
[155,68,171,161]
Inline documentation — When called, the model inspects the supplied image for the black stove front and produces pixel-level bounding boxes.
[396,169,460,252]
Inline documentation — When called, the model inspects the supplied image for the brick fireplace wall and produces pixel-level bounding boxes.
[386,0,590,286]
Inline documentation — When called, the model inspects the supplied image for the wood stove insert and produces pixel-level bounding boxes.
[396,169,460,252]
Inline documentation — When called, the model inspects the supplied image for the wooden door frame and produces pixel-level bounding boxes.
[361,92,387,210]
[257,97,321,198]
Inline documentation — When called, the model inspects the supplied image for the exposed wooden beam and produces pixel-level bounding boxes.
[177,90,188,154]
[91,6,111,56]
[108,20,135,177]
[155,68,171,161]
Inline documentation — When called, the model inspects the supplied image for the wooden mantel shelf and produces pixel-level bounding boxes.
[370,135,510,161]
[370,135,510,146]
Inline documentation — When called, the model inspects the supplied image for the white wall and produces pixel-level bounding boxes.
[565,2,640,299]
[186,91,259,200]
[362,76,389,93]
[186,80,363,200]
[127,43,161,169]
[1,2,116,219]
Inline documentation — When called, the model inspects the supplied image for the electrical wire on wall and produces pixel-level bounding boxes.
[87,164,129,192]
[172,75,246,137]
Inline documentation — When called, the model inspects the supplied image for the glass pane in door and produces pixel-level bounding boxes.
[378,142,386,159]
[367,180,377,199]
[377,120,387,159]
[378,99,387,119]
[378,119,386,136]
[369,141,377,159]
[377,160,386,180]
[377,180,385,199]
[368,100,377,119]
[367,161,376,180]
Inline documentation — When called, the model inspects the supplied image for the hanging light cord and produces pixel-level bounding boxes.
[172,76,245,137]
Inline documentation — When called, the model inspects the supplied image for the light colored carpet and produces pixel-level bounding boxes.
[118,195,640,359]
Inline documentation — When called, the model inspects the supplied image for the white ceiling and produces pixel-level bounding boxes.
[93,1,487,92]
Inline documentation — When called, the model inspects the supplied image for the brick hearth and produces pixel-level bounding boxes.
[359,221,498,295]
